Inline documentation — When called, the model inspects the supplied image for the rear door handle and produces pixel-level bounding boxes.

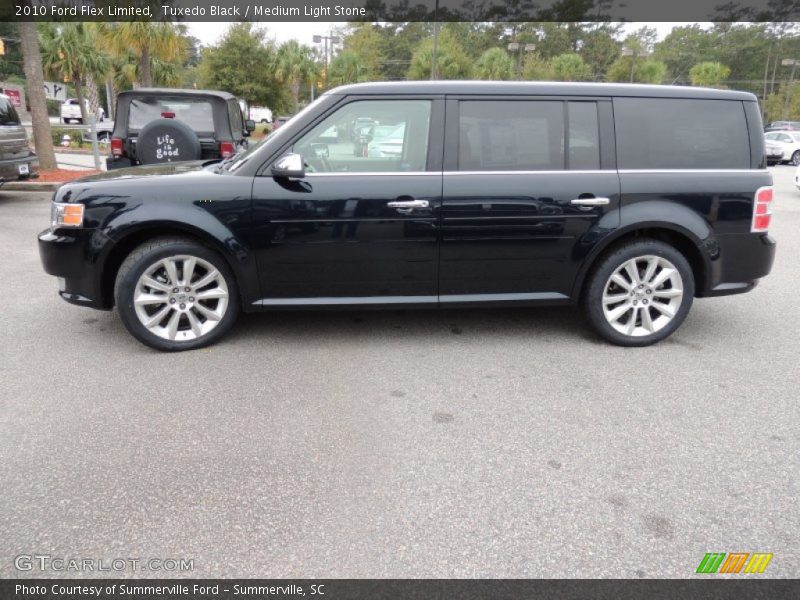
[388,199,429,213]
[570,197,610,206]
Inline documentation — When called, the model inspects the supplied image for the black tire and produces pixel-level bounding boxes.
[114,237,239,351]
[583,239,695,347]
[135,118,201,165]
[792,151,800,166]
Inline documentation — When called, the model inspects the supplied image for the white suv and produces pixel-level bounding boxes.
[61,99,105,124]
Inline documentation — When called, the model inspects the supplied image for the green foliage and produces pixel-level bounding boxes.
[551,53,591,82]
[50,126,83,146]
[607,57,667,84]
[275,40,318,112]
[197,23,286,111]
[473,48,515,81]
[407,28,472,80]
[522,54,554,81]
[328,51,370,87]
[689,62,731,87]
[764,83,800,122]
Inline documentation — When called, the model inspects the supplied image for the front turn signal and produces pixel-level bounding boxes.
[51,202,85,228]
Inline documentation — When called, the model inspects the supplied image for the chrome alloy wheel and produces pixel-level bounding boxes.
[132,255,229,341]
[601,255,684,337]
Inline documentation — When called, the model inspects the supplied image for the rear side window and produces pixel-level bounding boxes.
[128,96,215,134]
[614,98,750,169]
[0,98,20,125]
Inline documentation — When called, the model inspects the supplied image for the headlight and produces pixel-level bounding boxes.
[51,202,84,228]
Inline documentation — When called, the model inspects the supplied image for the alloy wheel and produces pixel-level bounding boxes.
[602,255,684,337]
[132,255,229,341]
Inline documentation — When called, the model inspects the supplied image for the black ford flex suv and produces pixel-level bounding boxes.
[39,82,776,351]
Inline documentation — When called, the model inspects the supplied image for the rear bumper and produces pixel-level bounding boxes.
[699,233,776,297]
[106,156,135,170]
[38,228,112,310]
[0,153,39,181]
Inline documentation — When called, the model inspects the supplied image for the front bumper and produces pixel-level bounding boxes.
[38,228,112,310]
[0,153,39,181]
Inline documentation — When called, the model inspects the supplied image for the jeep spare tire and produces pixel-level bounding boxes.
[135,118,201,165]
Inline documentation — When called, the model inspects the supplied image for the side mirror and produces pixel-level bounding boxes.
[271,153,305,179]
[245,119,256,133]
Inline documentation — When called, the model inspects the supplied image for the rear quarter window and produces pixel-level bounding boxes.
[614,98,750,169]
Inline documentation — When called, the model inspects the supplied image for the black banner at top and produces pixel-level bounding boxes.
[3,0,800,22]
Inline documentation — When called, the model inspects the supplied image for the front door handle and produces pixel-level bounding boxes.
[388,199,429,213]
[570,197,610,206]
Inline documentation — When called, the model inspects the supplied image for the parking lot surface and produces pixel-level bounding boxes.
[1,167,798,578]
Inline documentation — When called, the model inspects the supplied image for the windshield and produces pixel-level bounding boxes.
[128,96,215,134]
[0,98,20,125]
[227,95,331,172]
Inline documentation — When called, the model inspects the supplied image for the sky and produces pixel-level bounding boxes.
[187,22,706,48]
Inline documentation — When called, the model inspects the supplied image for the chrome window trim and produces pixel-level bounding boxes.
[618,169,768,174]
[301,168,768,177]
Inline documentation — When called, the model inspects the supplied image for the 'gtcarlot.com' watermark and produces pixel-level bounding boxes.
[14,554,194,573]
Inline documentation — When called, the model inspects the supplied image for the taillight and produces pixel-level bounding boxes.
[110,137,124,157]
[219,141,235,158]
[751,186,774,233]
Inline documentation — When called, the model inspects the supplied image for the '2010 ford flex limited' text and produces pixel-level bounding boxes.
[39,82,776,351]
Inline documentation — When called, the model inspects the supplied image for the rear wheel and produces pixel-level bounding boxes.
[115,237,239,351]
[583,239,694,346]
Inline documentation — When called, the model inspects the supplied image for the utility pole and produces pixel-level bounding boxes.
[782,58,798,119]
[430,0,439,80]
[313,33,340,90]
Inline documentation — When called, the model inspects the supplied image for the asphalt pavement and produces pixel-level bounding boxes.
[0,167,798,578]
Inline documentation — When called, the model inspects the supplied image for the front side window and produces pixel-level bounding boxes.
[293,99,432,173]
[458,101,565,171]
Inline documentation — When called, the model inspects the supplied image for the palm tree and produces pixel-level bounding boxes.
[105,23,184,88]
[328,51,368,87]
[473,48,515,80]
[39,23,109,124]
[275,41,318,113]
[18,22,56,170]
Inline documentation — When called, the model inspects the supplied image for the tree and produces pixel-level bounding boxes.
[473,48,515,80]
[407,29,471,80]
[522,54,554,80]
[18,23,56,171]
[607,56,667,84]
[689,61,731,87]
[197,23,285,110]
[328,51,369,87]
[551,53,591,81]
[275,40,318,113]
[106,23,184,88]
[39,23,109,124]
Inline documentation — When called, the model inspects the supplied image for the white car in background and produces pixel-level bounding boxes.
[764,131,800,166]
[249,106,273,124]
[60,99,105,124]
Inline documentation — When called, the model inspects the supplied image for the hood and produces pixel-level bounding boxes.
[72,160,214,183]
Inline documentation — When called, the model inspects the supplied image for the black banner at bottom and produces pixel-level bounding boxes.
[2,579,799,600]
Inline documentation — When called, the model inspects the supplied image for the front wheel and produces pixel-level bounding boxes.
[114,237,239,351]
[583,239,694,347]
[791,151,800,166]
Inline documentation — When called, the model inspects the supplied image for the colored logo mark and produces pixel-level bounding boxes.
[696,552,773,574]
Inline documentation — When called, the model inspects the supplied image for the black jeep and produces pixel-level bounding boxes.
[107,88,255,169]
